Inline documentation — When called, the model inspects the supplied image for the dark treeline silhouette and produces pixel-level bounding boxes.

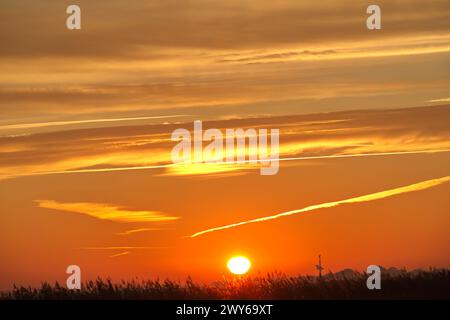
[2,268,449,300]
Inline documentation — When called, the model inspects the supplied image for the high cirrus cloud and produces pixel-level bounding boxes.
[1,105,449,180]
[35,200,179,223]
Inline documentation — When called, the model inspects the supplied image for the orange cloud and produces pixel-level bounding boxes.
[1,105,449,180]
[109,251,130,258]
[115,228,160,236]
[0,115,187,131]
[35,200,179,223]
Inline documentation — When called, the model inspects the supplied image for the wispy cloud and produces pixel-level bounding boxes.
[109,251,130,258]
[216,49,337,64]
[35,200,179,223]
[2,106,449,181]
[81,246,168,257]
[81,246,169,250]
[21,149,449,179]
[0,115,188,131]
[115,228,159,236]
[3,1,449,59]
[190,176,450,237]
[1,1,449,124]
[428,98,450,103]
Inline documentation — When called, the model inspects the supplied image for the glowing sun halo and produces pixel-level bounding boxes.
[227,256,251,275]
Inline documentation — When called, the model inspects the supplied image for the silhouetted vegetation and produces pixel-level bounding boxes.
[2,269,449,300]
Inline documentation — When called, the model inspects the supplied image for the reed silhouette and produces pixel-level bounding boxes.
[2,268,449,300]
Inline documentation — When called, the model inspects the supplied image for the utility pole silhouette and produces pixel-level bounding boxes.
[315,254,324,278]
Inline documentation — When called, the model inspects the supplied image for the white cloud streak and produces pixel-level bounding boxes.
[190,175,450,237]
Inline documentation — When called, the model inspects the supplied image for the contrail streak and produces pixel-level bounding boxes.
[190,175,450,238]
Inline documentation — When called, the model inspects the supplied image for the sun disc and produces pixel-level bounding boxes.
[227,256,251,275]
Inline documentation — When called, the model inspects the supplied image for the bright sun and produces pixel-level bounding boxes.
[227,256,251,275]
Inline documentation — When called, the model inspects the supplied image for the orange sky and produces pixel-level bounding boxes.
[0,0,450,289]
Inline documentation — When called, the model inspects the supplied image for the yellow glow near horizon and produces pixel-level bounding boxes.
[227,256,251,275]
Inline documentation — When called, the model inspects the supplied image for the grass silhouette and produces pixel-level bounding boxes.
[2,269,449,300]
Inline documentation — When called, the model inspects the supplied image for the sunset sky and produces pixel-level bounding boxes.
[0,0,449,289]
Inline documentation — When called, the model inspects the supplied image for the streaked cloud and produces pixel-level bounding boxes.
[5,149,446,180]
[216,49,338,64]
[0,115,188,131]
[81,246,168,250]
[1,1,449,124]
[1,105,449,180]
[35,200,179,223]
[109,251,130,258]
[115,228,159,236]
[428,98,450,103]
[190,176,450,237]
[2,1,449,58]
